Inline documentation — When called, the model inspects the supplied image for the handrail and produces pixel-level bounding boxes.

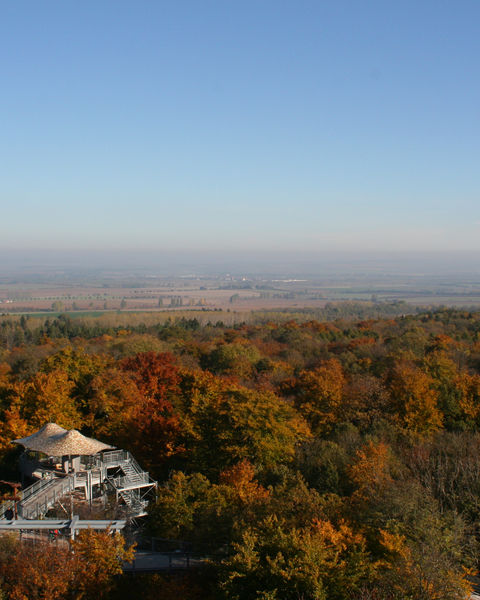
[0,474,64,520]
[20,475,75,519]
[102,450,128,465]
[119,490,148,516]
[126,452,143,475]
[109,472,151,489]
[1,448,156,520]
[20,474,56,503]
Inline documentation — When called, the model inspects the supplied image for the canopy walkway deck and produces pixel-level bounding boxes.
[0,449,156,521]
[0,517,126,538]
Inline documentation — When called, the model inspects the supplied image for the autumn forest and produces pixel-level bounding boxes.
[1,308,480,599]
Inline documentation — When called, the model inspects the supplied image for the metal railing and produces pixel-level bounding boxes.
[20,475,75,519]
[102,450,128,466]
[103,450,155,492]
[0,472,61,520]
[123,551,209,573]
[127,454,143,475]
[1,448,156,520]
[110,472,151,490]
[101,450,145,474]
[119,490,148,510]
[20,475,56,503]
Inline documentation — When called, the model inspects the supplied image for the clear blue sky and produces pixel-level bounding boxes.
[1,1,479,254]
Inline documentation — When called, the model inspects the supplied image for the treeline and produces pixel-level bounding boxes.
[255,298,425,321]
[0,299,432,349]
[1,308,480,598]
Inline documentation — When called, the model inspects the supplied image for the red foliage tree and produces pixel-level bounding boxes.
[118,352,182,474]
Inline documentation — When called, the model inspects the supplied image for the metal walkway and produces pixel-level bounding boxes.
[0,474,76,520]
[19,475,75,519]
[0,517,125,538]
[123,551,206,573]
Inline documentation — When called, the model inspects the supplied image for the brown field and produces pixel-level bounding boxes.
[0,286,333,313]
[1,275,480,315]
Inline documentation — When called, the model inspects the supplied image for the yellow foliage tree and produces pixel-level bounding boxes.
[379,529,473,600]
[220,515,372,600]
[389,363,443,434]
[0,370,83,454]
[71,529,135,599]
[348,441,393,501]
[456,371,480,421]
[21,370,81,429]
[284,359,345,435]
[179,370,311,476]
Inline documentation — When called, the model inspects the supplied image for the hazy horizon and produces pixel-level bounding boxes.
[2,248,480,279]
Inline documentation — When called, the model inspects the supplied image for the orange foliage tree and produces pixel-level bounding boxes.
[219,459,270,504]
[0,533,71,600]
[348,441,393,501]
[71,529,135,599]
[456,371,480,422]
[388,363,443,434]
[282,359,345,435]
[0,370,83,453]
[0,530,134,600]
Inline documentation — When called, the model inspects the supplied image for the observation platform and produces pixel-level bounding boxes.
[0,423,157,521]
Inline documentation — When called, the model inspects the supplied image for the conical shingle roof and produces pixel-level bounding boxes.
[13,424,114,455]
[39,429,114,455]
[13,423,68,452]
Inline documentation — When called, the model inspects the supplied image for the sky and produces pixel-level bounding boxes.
[1,1,479,258]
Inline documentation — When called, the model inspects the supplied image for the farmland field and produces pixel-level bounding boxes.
[2,269,480,315]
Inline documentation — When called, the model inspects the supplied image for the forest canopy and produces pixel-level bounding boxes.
[1,307,480,599]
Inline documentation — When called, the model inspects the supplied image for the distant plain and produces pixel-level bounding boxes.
[2,268,480,314]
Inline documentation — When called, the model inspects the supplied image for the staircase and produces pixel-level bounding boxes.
[0,449,156,522]
[12,475,75,520]
[105,451,155,517]
[119,490,148,516]
[107,453,154,492]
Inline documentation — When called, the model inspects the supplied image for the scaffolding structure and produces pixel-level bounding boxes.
[0,425,157,522]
